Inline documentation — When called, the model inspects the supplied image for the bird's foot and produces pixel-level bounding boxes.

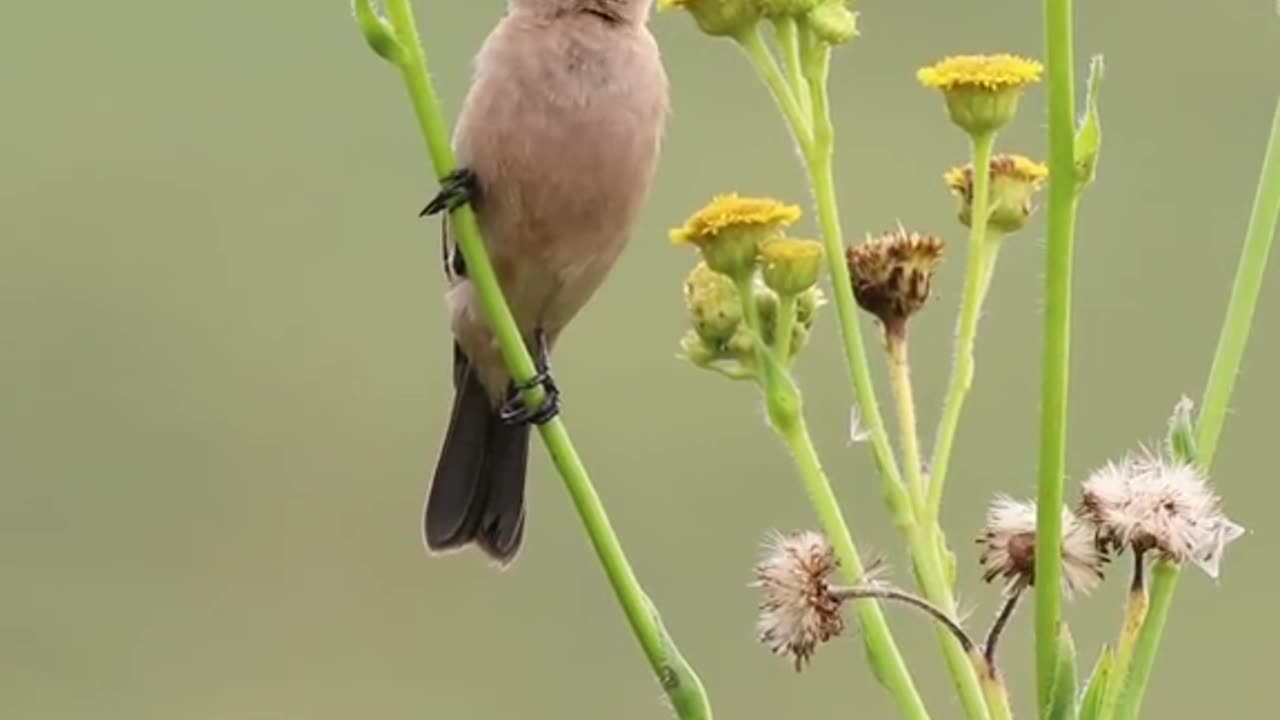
[499,329,560,426]
[420,168,477,216]
[499,370,561,426]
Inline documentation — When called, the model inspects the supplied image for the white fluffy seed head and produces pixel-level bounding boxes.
[1080,448,1244,578]
[977,496,1107,598]
[752,531,845,670]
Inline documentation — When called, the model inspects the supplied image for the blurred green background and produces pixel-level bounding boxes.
[3,2,1277,718]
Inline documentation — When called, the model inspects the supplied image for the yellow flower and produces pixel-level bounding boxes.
[760,238,825,296]
[671,194,802,278]
[658,0,761,37]
[944,154,1048,233]
[917,54,1043,136]
[845,229,945,338]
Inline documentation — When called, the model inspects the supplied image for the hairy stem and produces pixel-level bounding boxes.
[775,293,798,362]
[831,584,977,654]
[927,131,997,523]
[983,587,1023,671]
[772,17,812,119]
[363,3,713,716]
[886,333,927,517]
[736,28,813,150]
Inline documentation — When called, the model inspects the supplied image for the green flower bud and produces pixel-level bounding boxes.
[760,238,825,296]
[806,2,858,45]
[683,262,743,346]
[795,287,826,329]
[659,0,761,38]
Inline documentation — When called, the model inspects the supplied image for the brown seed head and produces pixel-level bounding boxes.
[845,229,945,337]
[752,530,845,671]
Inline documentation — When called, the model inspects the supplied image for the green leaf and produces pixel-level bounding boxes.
[1078,645,1114,720]
[1165,395,1199,463]
[1047,623,1080,720]
[1073,55,1104,191]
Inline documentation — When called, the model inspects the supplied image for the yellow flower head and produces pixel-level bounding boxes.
[658,0,761,37]
[917,54,1043,136]
[671,194,802,278]
[845,229,945,338]
[944,153,1048,233]
[760,237,825,296]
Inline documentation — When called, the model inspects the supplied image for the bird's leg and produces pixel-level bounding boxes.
[499,329,560,426]
[419,168,478,217]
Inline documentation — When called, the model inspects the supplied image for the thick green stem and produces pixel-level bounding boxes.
[365,3,712,716]
[981,674,1016,720]
[1115,97,1280,720]
[926,131,996,523]
[1036,0,1078,708]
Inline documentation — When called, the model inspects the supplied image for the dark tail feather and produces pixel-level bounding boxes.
[424,345,529,565]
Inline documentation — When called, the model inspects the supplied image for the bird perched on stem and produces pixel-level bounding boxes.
[420,0,670,566]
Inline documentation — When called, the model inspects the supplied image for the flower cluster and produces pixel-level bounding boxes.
[659,0,858,44]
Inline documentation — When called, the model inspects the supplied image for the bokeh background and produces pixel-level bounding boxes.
[3,2,1277,718]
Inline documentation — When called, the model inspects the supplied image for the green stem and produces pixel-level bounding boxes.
[775,293,798,362]
[369,3,712,716]
[926,131,996,524]
[772,17,812,119]
[1115,97,1280,720]
[799,43,911,525]
[981,673,1016,720]
[778,414,931,720]
[1036,0,1078,708]
[802,41,990,720]
[1099,560,1149,720]
[735,28,813,151]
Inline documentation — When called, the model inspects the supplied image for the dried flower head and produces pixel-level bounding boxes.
[977,497,1107,598]
[658,0,761,37]
[917,54,1044,136]
[752,530,845,670]
[670,194,802,279]
[944,154,1048,233]
[1080,449,1245,578]
[845,229,945,338]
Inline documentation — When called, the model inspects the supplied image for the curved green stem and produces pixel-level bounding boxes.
[1036,0,1079,707]
[1116,97,1280,720]
[361,3,712,716]
[926,131,997,524]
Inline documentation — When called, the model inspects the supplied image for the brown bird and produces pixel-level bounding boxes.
[420,0,669,565]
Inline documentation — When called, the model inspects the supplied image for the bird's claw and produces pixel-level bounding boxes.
[499,370,561,426]
[420,168,478,217]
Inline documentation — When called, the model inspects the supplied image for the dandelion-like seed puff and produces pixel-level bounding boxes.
[752,531,847,670]
[977,496,1107,598]
[1080,449,1244,578]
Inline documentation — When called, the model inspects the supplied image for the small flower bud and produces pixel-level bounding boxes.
[917,54,1044,137]
[795,286,826,329]
[944,154,1048,233]
[760,238,825,296]
[670,194,802,280]
[805,1,858,45]
[845,229,944,338]
[678,328,719,366]
[659,0,761,38]
[683,262,743,346]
